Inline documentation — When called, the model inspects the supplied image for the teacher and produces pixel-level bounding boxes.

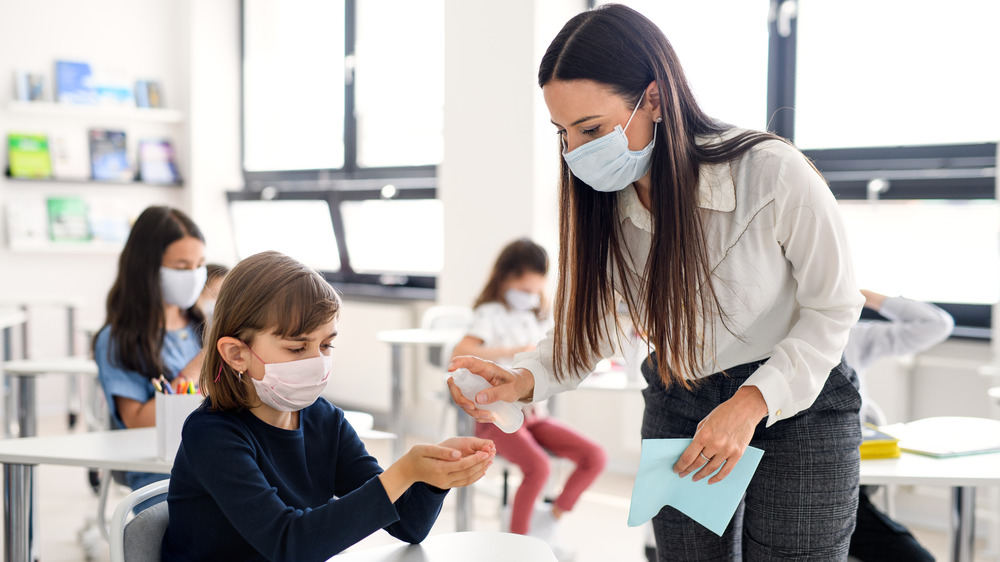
[449,4,865,560]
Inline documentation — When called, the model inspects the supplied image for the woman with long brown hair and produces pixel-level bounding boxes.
[449,4,864,560]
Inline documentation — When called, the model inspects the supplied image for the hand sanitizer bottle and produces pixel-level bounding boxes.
[451,369,524,433]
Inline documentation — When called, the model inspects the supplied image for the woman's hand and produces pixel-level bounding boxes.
[446,355,535,424]
[673,386,768,484]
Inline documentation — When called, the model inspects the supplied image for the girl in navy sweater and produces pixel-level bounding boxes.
[162,251,495,561]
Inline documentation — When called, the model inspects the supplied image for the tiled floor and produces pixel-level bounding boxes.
[11,414,997,561]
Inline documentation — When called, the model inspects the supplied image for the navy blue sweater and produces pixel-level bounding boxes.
[161,399,446,561]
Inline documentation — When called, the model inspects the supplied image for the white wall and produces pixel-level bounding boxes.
[3,0,999,489]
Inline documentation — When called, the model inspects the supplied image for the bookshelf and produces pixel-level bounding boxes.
[2,99,187,253]
[6,101,184,124]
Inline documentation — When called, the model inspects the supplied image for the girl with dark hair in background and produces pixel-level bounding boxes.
[451,239,605,559]
[450,4,864,560]
[94,205,207,497]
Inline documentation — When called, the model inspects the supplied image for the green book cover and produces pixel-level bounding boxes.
[47,197,91,242]
[8,133,52,179]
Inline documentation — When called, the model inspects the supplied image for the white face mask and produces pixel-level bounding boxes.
[160,266,207,310]
[505,289,540,312]
[243,341,332,412]
[561,91,656,193]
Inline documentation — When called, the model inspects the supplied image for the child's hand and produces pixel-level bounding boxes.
[437,436,496,459]
[405,441,494,490]
[379,440,494,501]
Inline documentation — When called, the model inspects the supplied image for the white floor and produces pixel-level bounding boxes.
[9,414,996,561]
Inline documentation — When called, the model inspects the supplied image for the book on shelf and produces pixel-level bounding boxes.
[47,197,91,242]
[138,139,180,184]
[7,133,52,179]
[881,416,1000,458]
[55,60,97,105]
[13,70,46,101]
[88,129,132,182]
[859,423,900,460]
[135,80,164,108]
[92,72,133,107]
[5,201,49,249]
[49,129,91,180]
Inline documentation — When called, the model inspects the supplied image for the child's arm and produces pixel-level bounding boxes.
[451,335,534,363]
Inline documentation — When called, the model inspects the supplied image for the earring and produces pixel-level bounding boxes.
[655,117,663,123]
[238,371,243,379]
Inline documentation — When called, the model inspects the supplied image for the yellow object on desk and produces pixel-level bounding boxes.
[860,423,900,460]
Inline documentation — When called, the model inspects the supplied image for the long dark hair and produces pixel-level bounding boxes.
[473,238,549,320]
[95,206,205,381]
[539,4,784,388]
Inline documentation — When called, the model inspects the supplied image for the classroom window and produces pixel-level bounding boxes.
[354,0,444,168]
[794,0,1000,150]
[596,0,770,131]
[242,0,346,172]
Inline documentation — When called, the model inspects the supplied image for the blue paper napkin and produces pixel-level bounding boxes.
[627,438,764,536]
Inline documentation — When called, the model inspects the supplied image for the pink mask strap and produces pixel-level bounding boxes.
[239,339,267,365]
[214,362,222,383]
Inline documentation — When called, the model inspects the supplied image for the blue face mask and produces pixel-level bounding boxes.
[561,92,656,193]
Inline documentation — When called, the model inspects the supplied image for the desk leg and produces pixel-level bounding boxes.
[3,463,33,562]
[16,378,35,439]
[66,308,79,429]
[2,328,11,438]
[390,343,404,461]
[454,409,475,531]
[950,486,976,562]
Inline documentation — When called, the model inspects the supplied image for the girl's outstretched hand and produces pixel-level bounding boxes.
[380,437,495,501]
[446,355,535,424]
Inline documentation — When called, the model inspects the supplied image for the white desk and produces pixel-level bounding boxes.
[860,447,1000,562]
[578,368,647,392]
[331,531,556,561]
[0,428,167,562]
[1,357,98,438]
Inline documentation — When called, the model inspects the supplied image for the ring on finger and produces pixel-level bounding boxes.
[698,451,712,462]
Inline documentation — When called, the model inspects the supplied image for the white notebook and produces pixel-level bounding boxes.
[881,417,1000,458]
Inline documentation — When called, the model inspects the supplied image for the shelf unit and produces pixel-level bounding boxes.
[2,100,187,253]
[6,101,184,124]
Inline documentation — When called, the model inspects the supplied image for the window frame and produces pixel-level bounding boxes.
[239,0,439,299]
[767,0,997,339]
[226,187,438,301]
[239,0,438,188]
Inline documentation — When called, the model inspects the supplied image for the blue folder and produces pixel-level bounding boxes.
[628,438,764,536]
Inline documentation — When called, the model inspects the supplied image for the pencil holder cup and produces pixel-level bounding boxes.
[156,393,204,462]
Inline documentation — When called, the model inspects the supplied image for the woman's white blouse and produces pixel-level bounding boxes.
[513,133,864,427]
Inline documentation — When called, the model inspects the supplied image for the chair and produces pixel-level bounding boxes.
[109,479,170,562]
[419,305,474,439]
[420,305,474,368]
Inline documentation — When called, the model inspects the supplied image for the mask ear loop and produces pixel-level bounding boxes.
[622,90,647,134]
[214,338,260,382]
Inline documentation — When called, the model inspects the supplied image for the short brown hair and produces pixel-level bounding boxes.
[199,251,341,411]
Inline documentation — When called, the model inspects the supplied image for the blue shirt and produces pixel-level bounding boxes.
[161,399,447,561]
[95,324,202,430]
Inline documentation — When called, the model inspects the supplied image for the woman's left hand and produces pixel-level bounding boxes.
[674,386,768,484]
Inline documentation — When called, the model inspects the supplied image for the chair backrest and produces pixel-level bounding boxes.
[420,305,473,368]
[110,479,170,562]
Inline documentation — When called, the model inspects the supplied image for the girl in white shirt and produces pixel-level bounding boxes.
[449,5,864,560]
[452,239,606,553]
